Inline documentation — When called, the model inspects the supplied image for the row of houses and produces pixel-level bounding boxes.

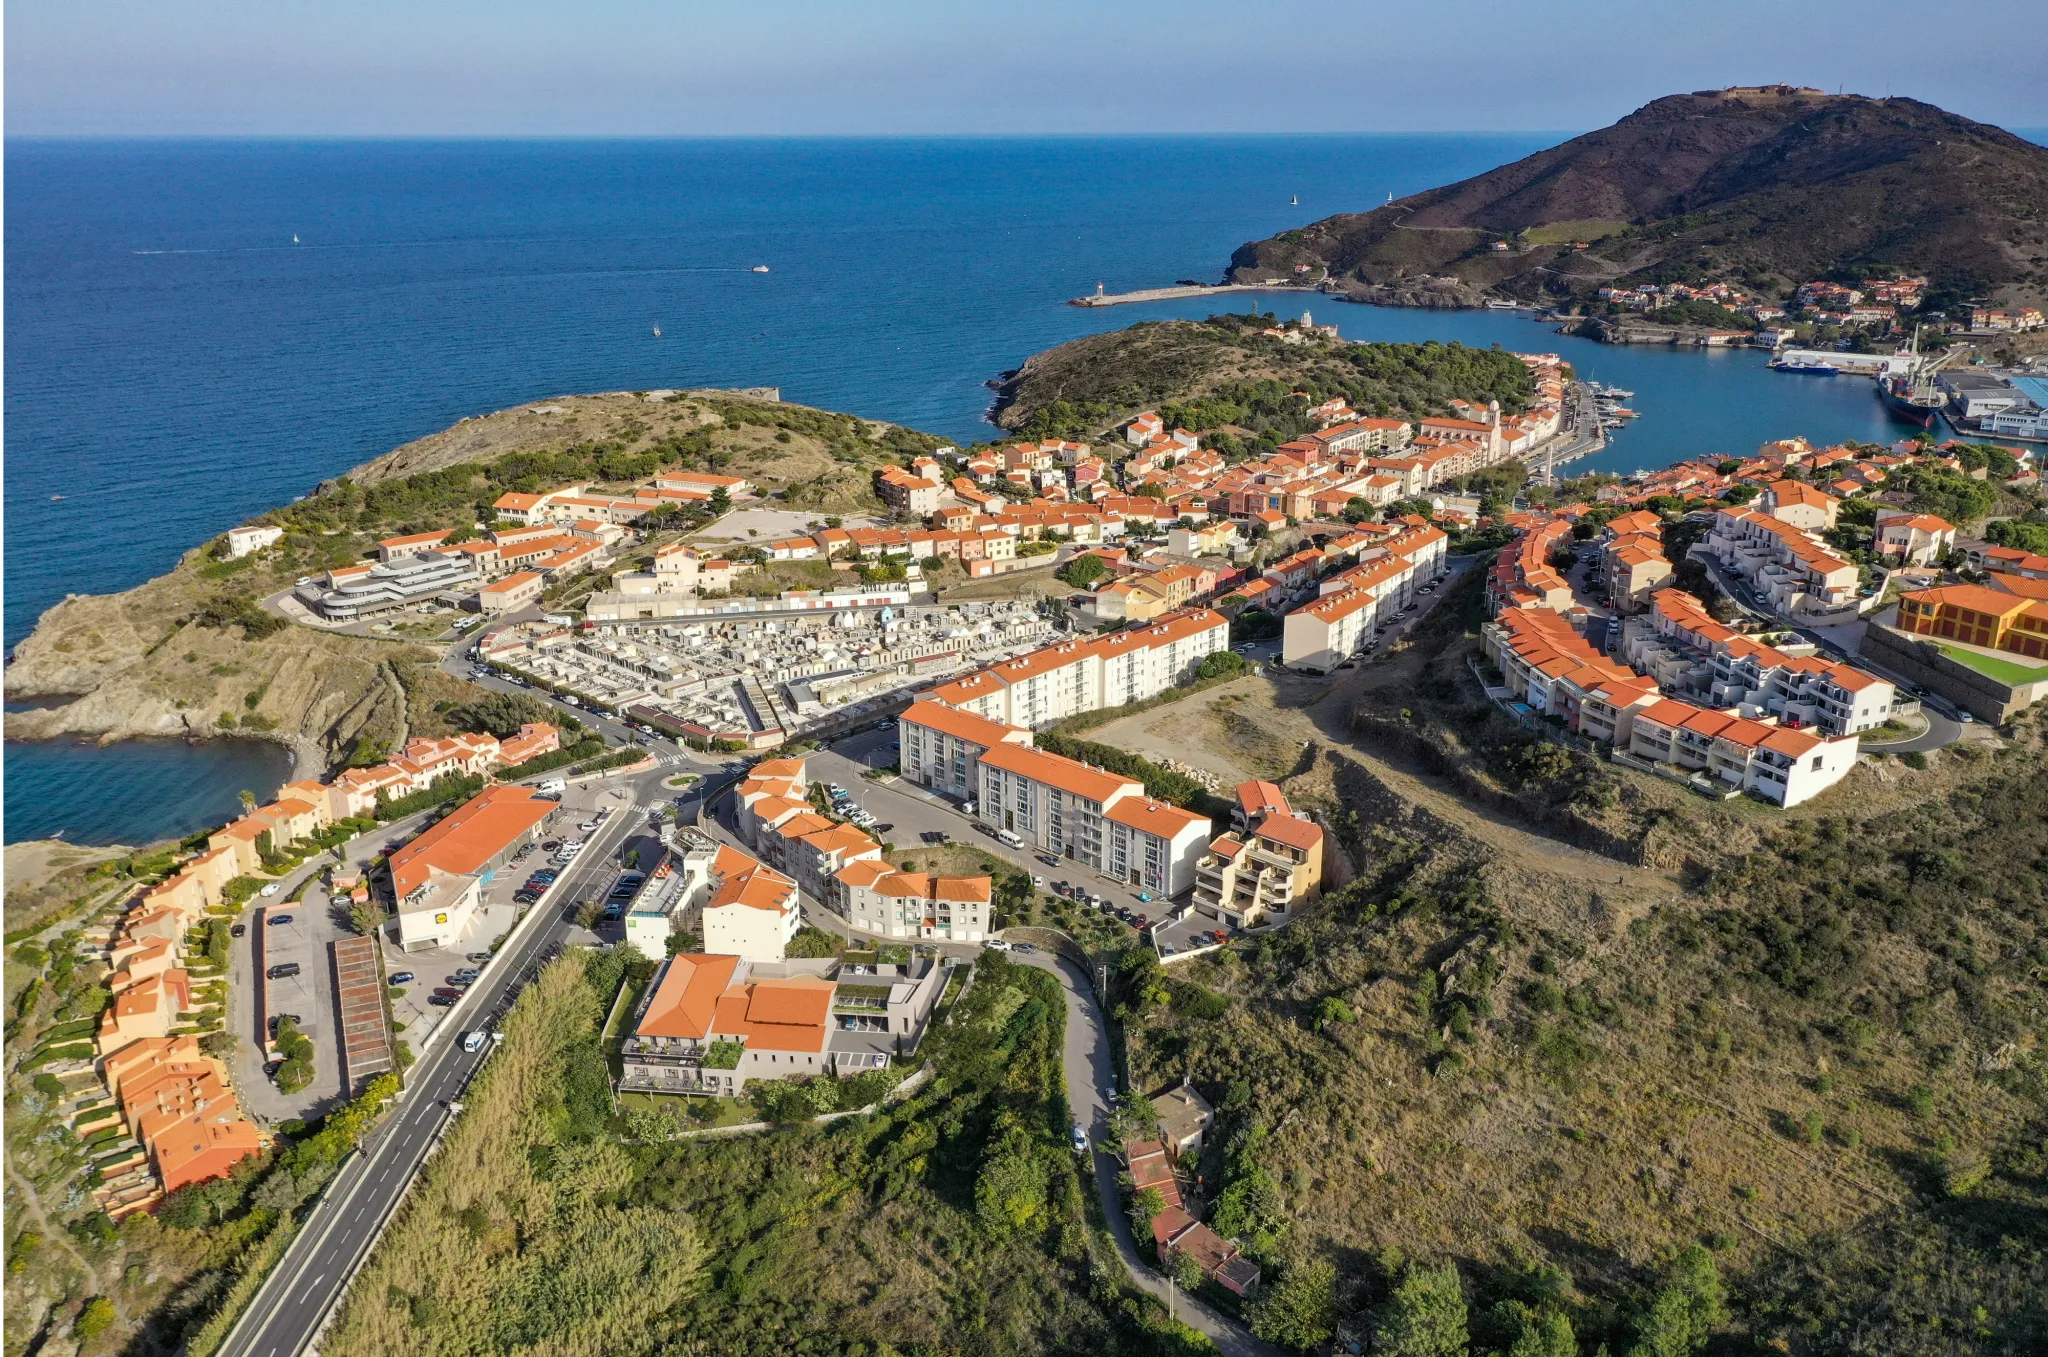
[489,470,752,526]
[734,757,1000,943]
[1482,603,1863,806]
[1280,521,1453,670]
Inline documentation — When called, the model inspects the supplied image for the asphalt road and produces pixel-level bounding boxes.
[218,768,665,1357]
[1021,951,1276,1357]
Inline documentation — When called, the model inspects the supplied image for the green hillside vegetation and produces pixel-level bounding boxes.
[1230,89,2048,309]
[1096,543,2048,1352]
[324,948,1208,1357]
[993,315,1535,452]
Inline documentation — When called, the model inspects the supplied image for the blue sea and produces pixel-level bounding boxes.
[3,134,2030,843]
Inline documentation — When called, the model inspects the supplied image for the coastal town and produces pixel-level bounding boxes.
[21,322,2046,1288]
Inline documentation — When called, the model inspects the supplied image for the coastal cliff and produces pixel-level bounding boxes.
[1229,86,2048,309]
[4,552,424,772]
[5,386,947,767]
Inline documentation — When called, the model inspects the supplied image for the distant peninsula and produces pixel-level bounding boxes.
[1227,86,2048,313]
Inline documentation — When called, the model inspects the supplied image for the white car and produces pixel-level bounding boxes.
[259,883,280,897]
[984,939,1013,953]
[579,821,599,832]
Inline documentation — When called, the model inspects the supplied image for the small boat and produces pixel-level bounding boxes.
[50,494,63,501]
[1290,195,1299,206]
[652,323,662,338]
[292,234,299,243]
[752,265,770,273]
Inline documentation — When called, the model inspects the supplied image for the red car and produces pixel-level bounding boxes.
[433,986,463,999]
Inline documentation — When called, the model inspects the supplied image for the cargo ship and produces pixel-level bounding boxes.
[1877,373,1941,428]
[1874,327,1957,429]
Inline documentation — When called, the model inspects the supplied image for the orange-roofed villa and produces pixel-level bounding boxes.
[616,950,953,1097]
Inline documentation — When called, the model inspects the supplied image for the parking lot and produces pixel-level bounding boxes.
[380,779,648,1046]
[769,730,1179,936]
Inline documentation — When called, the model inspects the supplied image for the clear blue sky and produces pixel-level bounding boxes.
[8,0,2046,136]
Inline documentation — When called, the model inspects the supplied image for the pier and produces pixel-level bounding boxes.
[1068,282,1313,307]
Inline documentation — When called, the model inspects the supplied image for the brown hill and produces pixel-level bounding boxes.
[1229,86,2048,308]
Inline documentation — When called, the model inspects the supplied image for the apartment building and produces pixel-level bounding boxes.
[896,701,1032,800]
[1707,506,1860,613]
[1634,590,1896,735]
[1485,602,1862,806]
[1757,479,1840,530]
[1486,518,1574,615]
[876,465,944,516]
[1598,510,1672,613]
[834,865,993,941]
[920,609,1230,729]
[1873,511,1957,566]
[1623,700,1859,807]
[1282,586,1379,672]
[974,743,1211,895]
[1192,783,1324,928]
[700,845,803,961]
[618,952,947,1096]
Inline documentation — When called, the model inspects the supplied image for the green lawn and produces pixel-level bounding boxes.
[1934,642,2048,686]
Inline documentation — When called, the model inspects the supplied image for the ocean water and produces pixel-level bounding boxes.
[0,134,2008,842]
[1,730,296,848]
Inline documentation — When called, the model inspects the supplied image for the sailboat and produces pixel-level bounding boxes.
[1290,195,1298,206]
[652,323,662,338]
[292,234,299,244]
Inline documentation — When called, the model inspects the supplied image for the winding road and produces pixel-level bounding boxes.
[1021,951,1278,1357]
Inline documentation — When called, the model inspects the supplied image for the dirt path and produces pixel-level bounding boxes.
[7,1159,118,1317]
[1084,665,1678,901]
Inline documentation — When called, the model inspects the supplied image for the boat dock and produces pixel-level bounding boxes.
[1068,282,1310,308]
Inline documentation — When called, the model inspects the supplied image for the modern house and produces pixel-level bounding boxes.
[616,951,949,1096]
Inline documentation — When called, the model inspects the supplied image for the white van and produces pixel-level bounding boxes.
[461,1030,487,1053]
[996,829,1024,849]
[535,778,566,795]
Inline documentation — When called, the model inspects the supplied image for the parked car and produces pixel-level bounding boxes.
[264,1059,285,1078]
[921,830,947,844]
[513,891,541,904]
[388,971,415,985]
[266,962,300,980]
[428,993,458,1007]
[454,968,480,980]
[268,1013,302,1035]
[259,883,280,898]
[445,976,474,988]
[467,952,492,964]
[434,986,463,998]
[230,923,247,938]
[579,820,599,833]
[268,913,293,926]
[1070,1125,1089,1153]
[984,939,1013,953]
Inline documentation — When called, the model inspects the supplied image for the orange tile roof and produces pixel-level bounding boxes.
[638,954,742,1039]
[1104,798,1209,840]
[712,977,832,1052]
[387,785,553,898]
[1255,814,1325,852]
[977,742,1138,804]
[706,845,796,913]
[900,701,1029,746]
